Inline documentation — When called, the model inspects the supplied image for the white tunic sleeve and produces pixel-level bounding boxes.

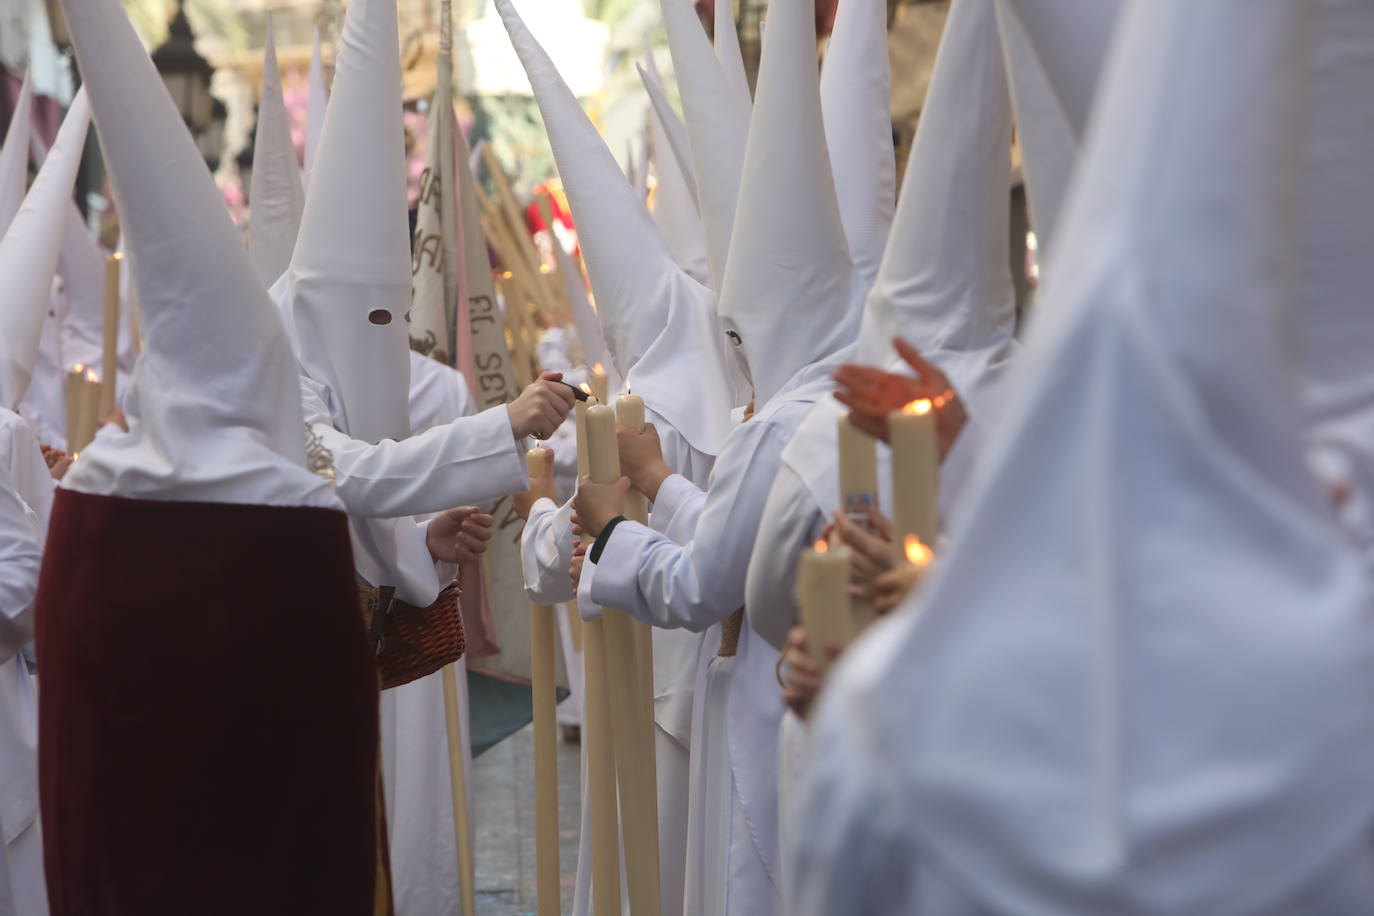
[0,472,43,662]
[521,496,576,604]
[302,375,528,519]
[588,408,797,632]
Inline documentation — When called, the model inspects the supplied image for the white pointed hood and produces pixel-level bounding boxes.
[819,0,895,290]
[249,13,306,287]
[714,0,752,111]
[993,0,1121,259]
[60,0,332,507]
[814,1,1374,911]
[305,28,327,177]
[497,0,735,455]
[718,0,861,408]
[0,76,33,234]
[640,57,709,286]
[857,0,1014,374]
[790,0,1013,521]
[286,0,412,445]
[638,51,698,202]
[660,0,750,291]
[0,89,89,410]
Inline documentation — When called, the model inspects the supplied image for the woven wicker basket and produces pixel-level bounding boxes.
[359,580,465,690]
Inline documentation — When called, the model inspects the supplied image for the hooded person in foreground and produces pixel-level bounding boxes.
[792,0,1374,911]
[35,0,382,910]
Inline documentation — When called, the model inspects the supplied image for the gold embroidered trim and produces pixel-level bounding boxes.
[717,609,745,658]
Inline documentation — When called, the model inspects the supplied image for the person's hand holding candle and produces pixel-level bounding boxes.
[831,507,895,601]
[571,476,631,538]
[781,627,840,720]
[570,539,588,590]
[834,338,967,458]
[617,422,673,501]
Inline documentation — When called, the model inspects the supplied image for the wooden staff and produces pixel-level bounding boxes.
[441,664,476,916]
[100,254,121,419]
[474,167,558,320]
[492,273,534,389]
[585,404,663,916]
[527,449,561,916]
[480,144,547,281]
[577,399,621,916]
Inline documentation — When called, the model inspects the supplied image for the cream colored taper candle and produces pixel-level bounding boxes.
[796,540,853,673]
[615,394,661,875]
[99,254,121,419]
[440,664,475,916]
[585,404,663,916]
[837,415,880,632]
[577,402,620,916]
[526,450,561,916]
[888,399,940,561]
[588,364,609,404]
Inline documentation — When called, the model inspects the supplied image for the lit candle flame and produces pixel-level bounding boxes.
[593,362,605,375]
[813,539,829,554]
[904,534,933,566]
[72,363,84,373]
[112,252,123,262]
[902,399,933,416]
[84,368,99,383]
[501,270,514,280]
[538,264,551,274]
[579,382,593,395]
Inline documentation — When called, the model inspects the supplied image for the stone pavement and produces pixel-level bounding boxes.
[471,715,582,915]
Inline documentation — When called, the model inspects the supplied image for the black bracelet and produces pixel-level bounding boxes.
[591,516,627,564]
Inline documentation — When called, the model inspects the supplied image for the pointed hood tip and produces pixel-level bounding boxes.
[498,0,736,453]
[290,0,412,444]
[249,11,306,286]
[0,88,89,409]
[0,74,35,234]
[718,0,858,408]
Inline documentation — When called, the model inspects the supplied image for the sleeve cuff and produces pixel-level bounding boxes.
[590,515,627,564]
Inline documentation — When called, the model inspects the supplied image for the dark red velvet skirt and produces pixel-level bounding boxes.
[35,489,379,914]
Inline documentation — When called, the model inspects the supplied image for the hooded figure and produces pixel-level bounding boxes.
[0,83,85,916]
[38,0,380,910]
[574,0,860,909]
[794,1,1374,912]
[496,4,739,911]
[747,0,1017,651]
[248,13,306,287]
[275,0,539,609]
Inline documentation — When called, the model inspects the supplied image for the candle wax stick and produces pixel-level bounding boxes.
[585,403,663,916]
[440,664,476,916]
[100,255,121,419]
[888,400,940,561]
[529,602,561,916]
[582,619,621,916]
[836,415,879,524]
[796,542,854,672]
[589,365,609,404]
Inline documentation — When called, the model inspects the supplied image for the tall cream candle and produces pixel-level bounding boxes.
[440,664,476,916]
[99,254,121,419]
[526,449,560,915]
[585,404,663,916]
[796,540,853,672]
[888,398,939,561]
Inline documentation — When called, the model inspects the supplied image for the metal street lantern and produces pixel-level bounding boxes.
[151,0,223,168]
[235,110,257,204]
[199,97,228,172]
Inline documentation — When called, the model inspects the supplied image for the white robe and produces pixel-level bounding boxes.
[17,279,67,451]
[379,352,480,916]
[585,392,821,916]
[0,409,51,916]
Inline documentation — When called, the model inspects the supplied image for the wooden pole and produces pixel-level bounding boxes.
[99,254,121,419]
[527,450,561,916]
[585,405,663,916]
[441,664,476,916]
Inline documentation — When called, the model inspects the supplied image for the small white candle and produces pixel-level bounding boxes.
[589,363,609,404]
[888,398,939,561]
[584,404,620,485]
[837,414,879,525]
